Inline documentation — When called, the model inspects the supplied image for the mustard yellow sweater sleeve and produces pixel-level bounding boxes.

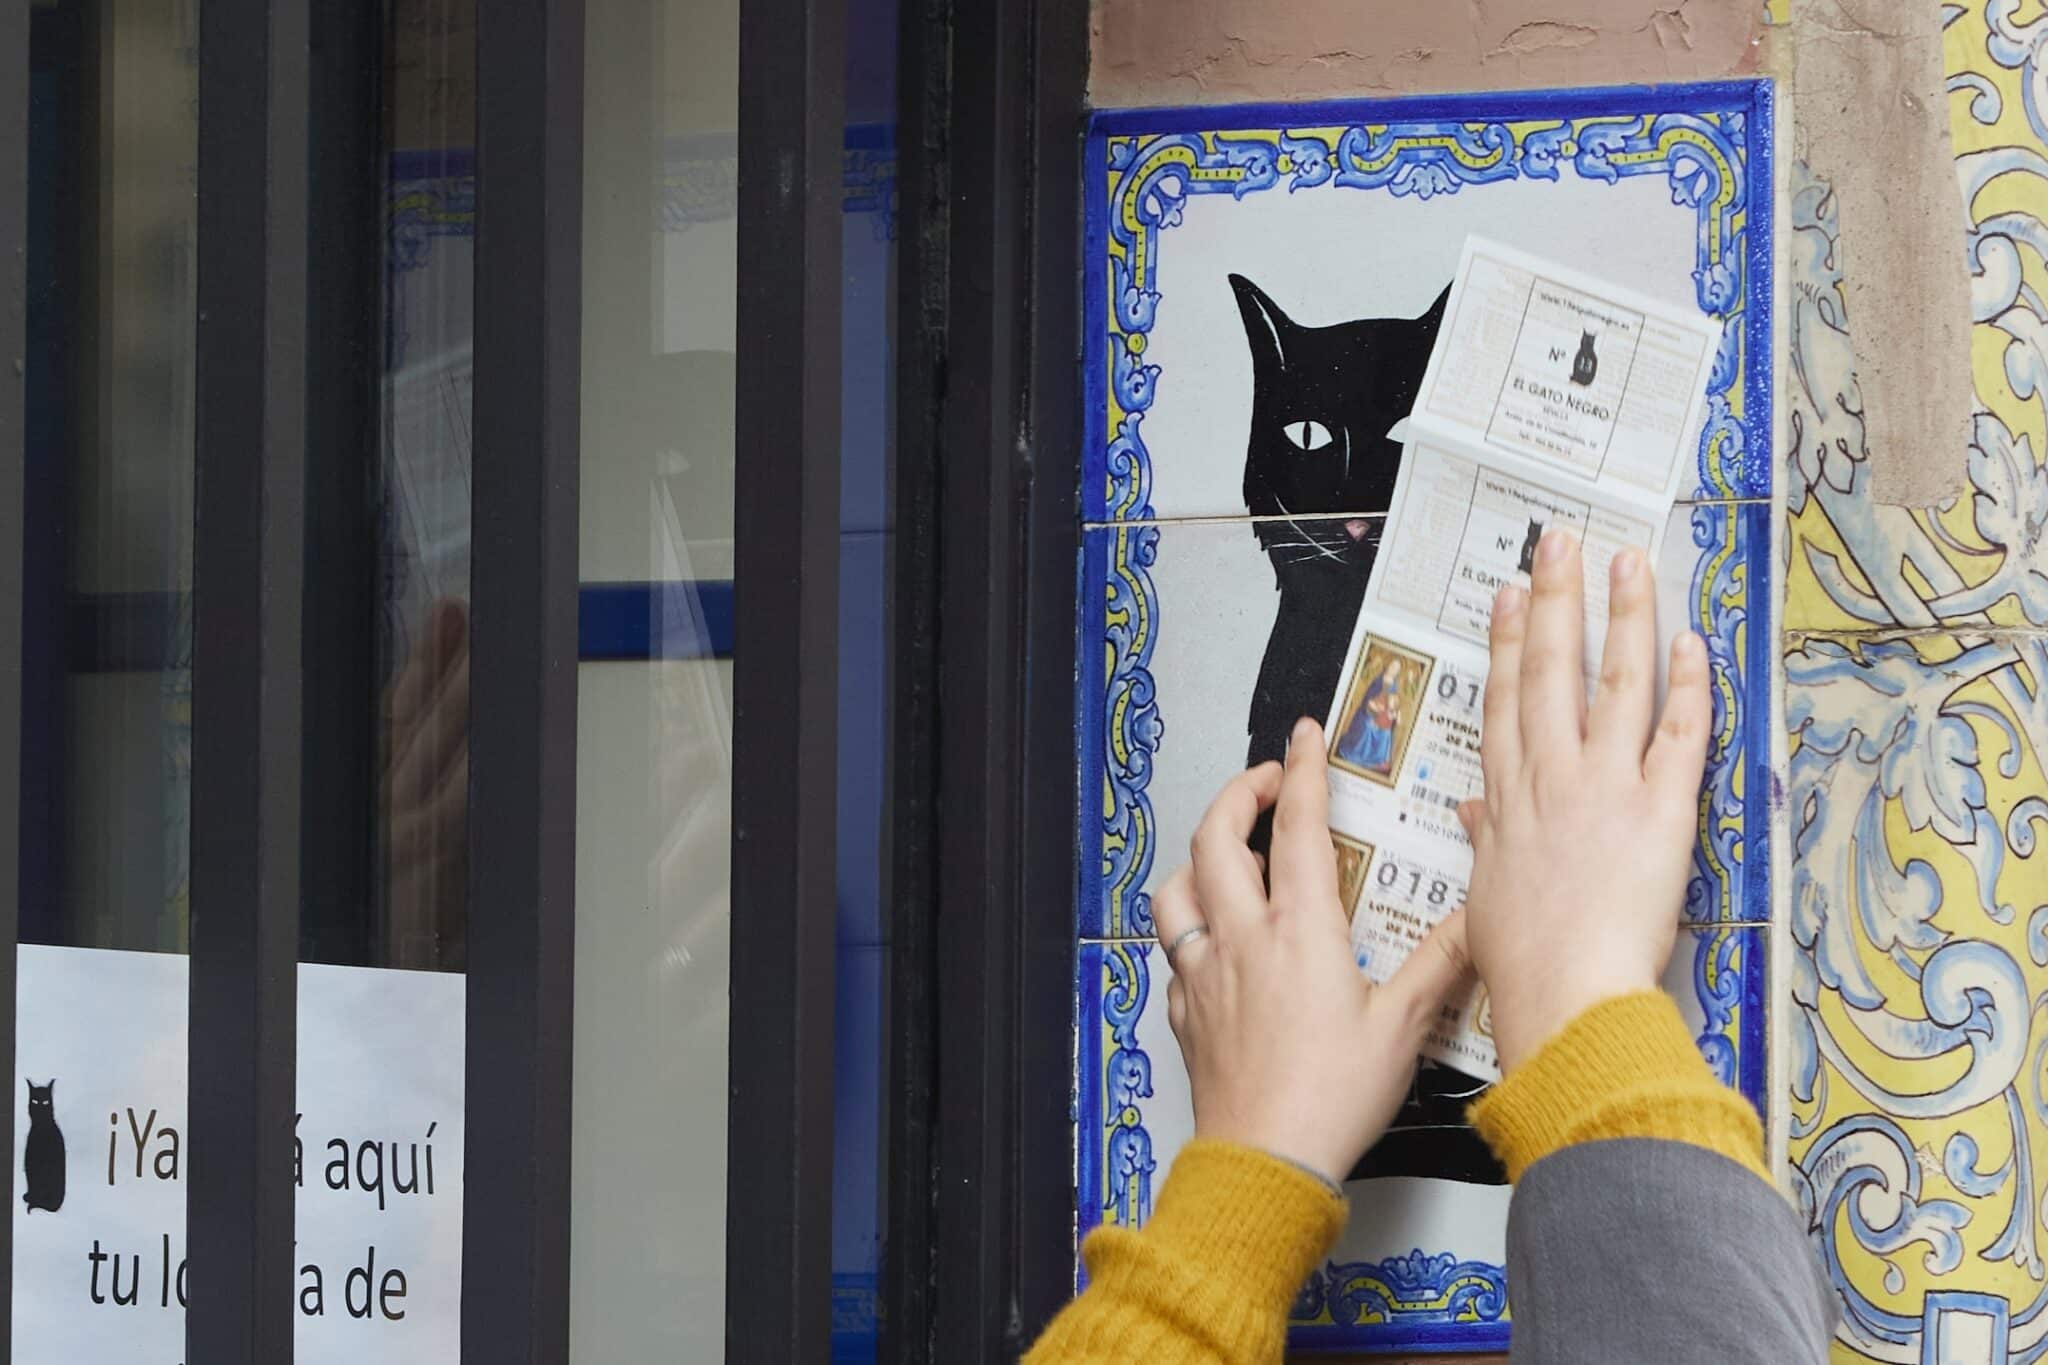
[1024,1139,1344,1365]
[1469,988,1768,1183]
[1024,989,1764,1363]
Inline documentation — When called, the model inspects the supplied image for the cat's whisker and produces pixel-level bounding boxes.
[1268,496,1347,564]
[1274,548,1348,566]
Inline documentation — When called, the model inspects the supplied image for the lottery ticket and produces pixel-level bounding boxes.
[1323,238,1721,1082]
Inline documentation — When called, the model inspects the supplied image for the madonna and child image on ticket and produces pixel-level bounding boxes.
[1323,237,1721,1082]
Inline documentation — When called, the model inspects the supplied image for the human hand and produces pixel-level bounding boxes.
[1458,530,1711,1073]
[1152,720,1474,1185]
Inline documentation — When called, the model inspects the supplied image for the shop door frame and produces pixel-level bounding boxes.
[881,0,1089,1359]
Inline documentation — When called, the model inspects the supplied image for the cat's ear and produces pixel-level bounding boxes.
[1417,280,1452,330]
[1229,274,1295,378]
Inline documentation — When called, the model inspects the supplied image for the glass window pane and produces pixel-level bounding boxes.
[293,1,473,1359]
[833,0,897,1357]
[15,2,197,1357]
[376,0,474,971]
[571,1,737,1359]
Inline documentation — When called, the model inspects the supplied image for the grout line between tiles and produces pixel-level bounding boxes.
[1084,511,1387,531]
[1082,496,1772,532]
[1786,624,2048,646]
[1077,922,1773,948]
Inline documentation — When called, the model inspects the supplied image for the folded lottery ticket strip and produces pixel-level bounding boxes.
[1324,238,1721,1083]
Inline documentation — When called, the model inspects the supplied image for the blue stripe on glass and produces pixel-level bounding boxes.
[67,583,737,670]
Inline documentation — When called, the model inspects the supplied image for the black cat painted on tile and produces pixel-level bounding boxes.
[1230,274,1506,1187]
[23,1078,64,1214]
[1231,273,1447,772]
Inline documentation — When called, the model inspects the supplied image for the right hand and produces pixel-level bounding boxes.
[1457,529,1711,1073]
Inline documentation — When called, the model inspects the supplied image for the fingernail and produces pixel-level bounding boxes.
[1612,549,1642,583]
[1538,528,1576,564]
[1291,716,1319,749]
[1494,585,1526,618]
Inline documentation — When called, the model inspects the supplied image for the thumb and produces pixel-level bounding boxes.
[1381,908,1473,1030]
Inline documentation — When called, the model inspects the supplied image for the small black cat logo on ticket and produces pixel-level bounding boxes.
[1570,328,1599,386]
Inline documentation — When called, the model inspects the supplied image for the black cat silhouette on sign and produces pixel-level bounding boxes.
[23,1078,65,1214]
[1571,329,1599,386]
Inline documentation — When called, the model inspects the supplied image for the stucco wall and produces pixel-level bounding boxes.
[1089,0,1765,107]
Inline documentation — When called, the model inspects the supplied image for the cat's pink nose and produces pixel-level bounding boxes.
[1344,518,1372,542]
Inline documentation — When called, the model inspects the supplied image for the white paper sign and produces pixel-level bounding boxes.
[1324,237,1721,1082]
[12,944,464,1364]
[1415,240,1715,503]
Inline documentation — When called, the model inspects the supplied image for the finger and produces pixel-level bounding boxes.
[386,598,468,731]
[391,738,471,875]
[1269,719,1339,917]
[426,597,467,661]
[389,642,470,806]
[1456,798,1486,848]
[1190,761,1284,938]
[1644,631,1713,804]
[1167,973,1189,1045]
[1480,586,1527,793]
[1587,548,1657,761]
[1148,864,1203,956]
[1519,528,1587,755]
[1380,908,1473,1032]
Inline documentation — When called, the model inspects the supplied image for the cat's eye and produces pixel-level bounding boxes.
[1284,419,1335,452]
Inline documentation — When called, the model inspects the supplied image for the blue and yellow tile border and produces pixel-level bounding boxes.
[1075,80,1776,1355]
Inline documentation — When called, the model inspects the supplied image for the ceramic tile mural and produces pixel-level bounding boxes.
[1076,81,1774,1353]
[1783,10,2048,1361]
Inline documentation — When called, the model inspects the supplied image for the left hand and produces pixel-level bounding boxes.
[1151,718,1474,1186]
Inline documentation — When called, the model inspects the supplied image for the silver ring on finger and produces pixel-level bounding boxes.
[1162,924,1209,966]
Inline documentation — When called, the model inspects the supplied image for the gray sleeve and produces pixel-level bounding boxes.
[1506,1138,1836,1364]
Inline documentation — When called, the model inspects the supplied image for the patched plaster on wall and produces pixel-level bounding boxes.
[1089,0,1764,107]
[1789,0,1970,506]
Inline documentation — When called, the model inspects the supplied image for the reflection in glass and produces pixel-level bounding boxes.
[20,0,199,954]
[832,0,898,1357]
[375,0,476,972]
[14,5,198,1358]
[571,0,738,1359]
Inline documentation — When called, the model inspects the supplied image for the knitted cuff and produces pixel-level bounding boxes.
[1138,1139,1347,1313]
[1469,989,1766,1182]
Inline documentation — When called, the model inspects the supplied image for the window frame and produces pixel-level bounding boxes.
[724,0,847,1356]
[0,0,1093,1359]
[0,7,28,1351]
[186,0,312,1356]
[883,0,1088,1357]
